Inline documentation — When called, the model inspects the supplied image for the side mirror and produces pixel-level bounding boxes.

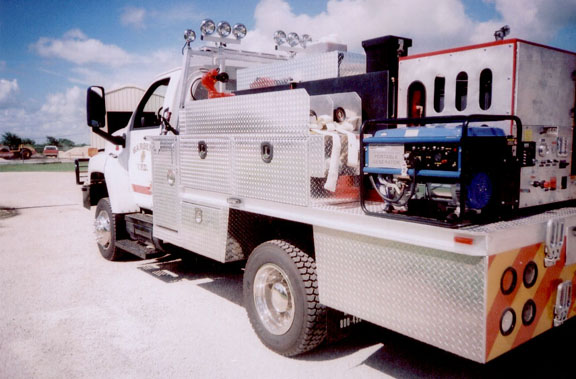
[86,86,106,128]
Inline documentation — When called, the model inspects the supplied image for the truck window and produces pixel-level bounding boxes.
[455,72,468,111]
[134,78,170,129]
[434,76,445,113]
[479,69,492,110]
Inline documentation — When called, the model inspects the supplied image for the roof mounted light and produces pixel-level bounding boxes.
[217,21,231,38]
[232,23,247,40]
[287,32,300,47]
[300,34,312,48]
[183,29,196,43]
[274,30,287,46]
[274,30,311,53]
[200,19,216,36]
[494,25,510,41]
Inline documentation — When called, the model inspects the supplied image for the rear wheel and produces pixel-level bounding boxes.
[243,240,326,356]
[94,198,124,261]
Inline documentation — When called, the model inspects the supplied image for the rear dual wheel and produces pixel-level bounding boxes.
[243,240,326,356]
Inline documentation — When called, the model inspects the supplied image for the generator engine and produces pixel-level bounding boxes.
[361,115,522,226]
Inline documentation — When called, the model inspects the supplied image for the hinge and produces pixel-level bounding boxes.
[545,218,565,267]
[554,280,572,327]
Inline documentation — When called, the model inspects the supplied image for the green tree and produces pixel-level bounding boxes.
[45,136,76,149]
[1,132,22,146]
[46,136,60,147]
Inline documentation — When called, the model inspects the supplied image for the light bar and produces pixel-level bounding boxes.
[273,30,312,50]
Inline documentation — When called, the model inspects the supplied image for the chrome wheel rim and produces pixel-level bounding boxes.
[253,263,295,335]
[94,210,111,248]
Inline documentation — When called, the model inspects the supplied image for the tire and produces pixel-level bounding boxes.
[94,198,124,261]
[243,240,326,356]
[20,149,31,159]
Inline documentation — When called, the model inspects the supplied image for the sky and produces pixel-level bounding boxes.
[0,0,575,144]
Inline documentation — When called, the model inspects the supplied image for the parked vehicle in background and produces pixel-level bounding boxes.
[0,144,36,159]
[43,145,59,158]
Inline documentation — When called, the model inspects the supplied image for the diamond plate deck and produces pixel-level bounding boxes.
[314,226,486,362]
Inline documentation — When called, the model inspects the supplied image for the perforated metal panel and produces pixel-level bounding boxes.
[314,227,486,362]
[180,136,233,194]
[150,136,180,232]
[235,136,309,206]
[182,89,310,135]
[237,51,366,91]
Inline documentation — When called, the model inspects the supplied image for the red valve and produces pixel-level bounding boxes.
[201,68,235,99]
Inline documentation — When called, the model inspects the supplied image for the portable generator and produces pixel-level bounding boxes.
[361,115,522,226]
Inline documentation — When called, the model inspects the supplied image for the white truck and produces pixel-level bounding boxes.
[79,20,576,363]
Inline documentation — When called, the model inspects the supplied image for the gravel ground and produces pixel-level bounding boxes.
[0,172,575,378]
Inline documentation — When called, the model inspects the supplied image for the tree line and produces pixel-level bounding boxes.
[1,132,84,150]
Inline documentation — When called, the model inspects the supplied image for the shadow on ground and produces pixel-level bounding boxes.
[136,251,576,377]
[0,207,18,219]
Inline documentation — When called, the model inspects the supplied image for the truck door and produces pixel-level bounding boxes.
[127,74,178,210]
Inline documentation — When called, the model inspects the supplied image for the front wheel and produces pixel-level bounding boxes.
[243,240,326,356]
[94,198,124,261]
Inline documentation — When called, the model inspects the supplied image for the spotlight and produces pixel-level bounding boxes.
[183,29,196,43]
[494,25,510,41]
[300,34,312,48]
[200,19,216,36]
[232,23,247,39]
[274,30,287,46]
[287,32,299,47]
[217,21,231,37]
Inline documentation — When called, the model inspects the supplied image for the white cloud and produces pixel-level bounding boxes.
[485,0,576,42]
[31,29,134,67]
[0,86,89,144]
[121,7,147,30]
[242,0,575,54]
[0,78,19,105]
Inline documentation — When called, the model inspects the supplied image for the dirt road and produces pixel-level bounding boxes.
[1,172,574,378]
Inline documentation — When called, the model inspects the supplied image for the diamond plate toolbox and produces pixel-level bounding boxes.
[180,136,232,194]
[150,136,180,232]
[182,89,309,136]
[314,226,486,362]
[236,51,366,91]
[181,202,229,262]
[235,136,309,206]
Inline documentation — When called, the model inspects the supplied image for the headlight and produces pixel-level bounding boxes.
[274,30,287,45]
[232,23,247,39]
[200,19,215,36]
[217,21,231,37]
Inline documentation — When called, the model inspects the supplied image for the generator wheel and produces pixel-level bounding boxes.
[243,240,326,356]
[20,149,31,159]
[94,197,124,261]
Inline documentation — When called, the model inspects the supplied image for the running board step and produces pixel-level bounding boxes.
[116,239,160,259]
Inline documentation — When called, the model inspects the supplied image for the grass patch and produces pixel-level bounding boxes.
[0,162,75,172]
